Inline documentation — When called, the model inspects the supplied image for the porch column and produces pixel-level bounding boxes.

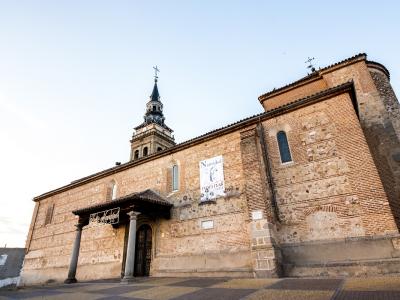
[65,222,84,284]
[121,211,140,283]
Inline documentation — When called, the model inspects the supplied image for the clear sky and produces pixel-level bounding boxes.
[0,1,399,247]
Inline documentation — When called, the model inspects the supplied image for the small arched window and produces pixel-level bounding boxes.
[277,131,292,163]
[44,203,54,225]
[134,150,139,160]
[157,147,162,152]
[153,106,156,112]
[107,180,118,201]
[111,182,117,200]
[143,147,148,157]
[172,165,179,191]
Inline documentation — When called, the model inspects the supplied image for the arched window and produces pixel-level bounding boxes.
[107,180,118,201]
[172,165,179,191]
[111,182,117,200]
[157,147,162,152]
[134,150,139,160]
[277,131,292,163]
[153,106,156,112]
[44,203,54,225]
[143,147,148,157]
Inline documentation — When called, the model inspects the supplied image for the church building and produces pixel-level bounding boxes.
[20,54,400,285]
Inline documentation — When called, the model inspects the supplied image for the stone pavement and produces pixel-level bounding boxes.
[1,277,400,300]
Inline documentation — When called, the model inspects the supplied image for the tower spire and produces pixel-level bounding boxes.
[150,66,160,102]
[130,66,175,160]
[153,65,160,81]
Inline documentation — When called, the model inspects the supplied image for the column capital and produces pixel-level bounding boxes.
[75,223,85,231]
[127,211,140,220]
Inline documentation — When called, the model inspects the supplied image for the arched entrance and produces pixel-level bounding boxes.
[64,189,171,284]
[134,224,152,276]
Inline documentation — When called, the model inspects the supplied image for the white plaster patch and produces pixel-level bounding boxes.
[306,211,364,241]
[0,254,7,265]
[201,220,214,230]
[251,210,263,220]
[0,276,19,288]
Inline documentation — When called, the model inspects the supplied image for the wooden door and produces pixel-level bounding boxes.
[134,224,152,276]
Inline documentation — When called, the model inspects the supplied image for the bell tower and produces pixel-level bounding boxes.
[130,67,175,160]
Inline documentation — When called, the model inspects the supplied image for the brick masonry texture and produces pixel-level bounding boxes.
[261,57,400,232]
[263,93,397,244]
[20,55,400,285]
[368,68,400,228]
[370,69,400,139]
[21,130,254,285]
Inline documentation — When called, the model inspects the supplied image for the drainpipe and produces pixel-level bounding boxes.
[256,121,281,222]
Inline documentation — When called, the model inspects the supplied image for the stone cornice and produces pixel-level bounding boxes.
[258,53,367,104]
[130,129,175,144]
[366,60,391,79]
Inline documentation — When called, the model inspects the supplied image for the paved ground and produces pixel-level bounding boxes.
[1,277,400,299]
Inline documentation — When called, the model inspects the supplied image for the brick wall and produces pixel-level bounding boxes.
[21,131,253,285]
[259,58,400,232]
[240,127,272,219]
[323,61,400,231]
[261,78,328,111]
[368,69,400,228]
[262,93,398,244]
[240,126,282,277]
[370,69,400,139]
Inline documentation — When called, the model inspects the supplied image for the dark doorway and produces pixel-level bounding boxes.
[134,224,152,276]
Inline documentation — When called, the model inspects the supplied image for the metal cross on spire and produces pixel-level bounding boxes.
[305,57,316,73]
[153,65,160,81]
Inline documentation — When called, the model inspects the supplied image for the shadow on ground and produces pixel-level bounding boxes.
[1,276,400,299]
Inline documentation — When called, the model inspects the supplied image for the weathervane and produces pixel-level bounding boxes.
[305,57,316,73]
[153,65,160,81]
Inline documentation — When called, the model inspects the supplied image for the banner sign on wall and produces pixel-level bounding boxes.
[199,155,225,201]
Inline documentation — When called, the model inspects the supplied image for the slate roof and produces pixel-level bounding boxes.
[134,78,174,132]
[134,121,173,132]
[0,248,25,280]
[150,80,161,102]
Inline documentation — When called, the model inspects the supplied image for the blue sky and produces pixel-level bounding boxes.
[0,1,399,247]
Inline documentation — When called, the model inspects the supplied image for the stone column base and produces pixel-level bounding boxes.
[120,276,138,284]
[64,278,77,284]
